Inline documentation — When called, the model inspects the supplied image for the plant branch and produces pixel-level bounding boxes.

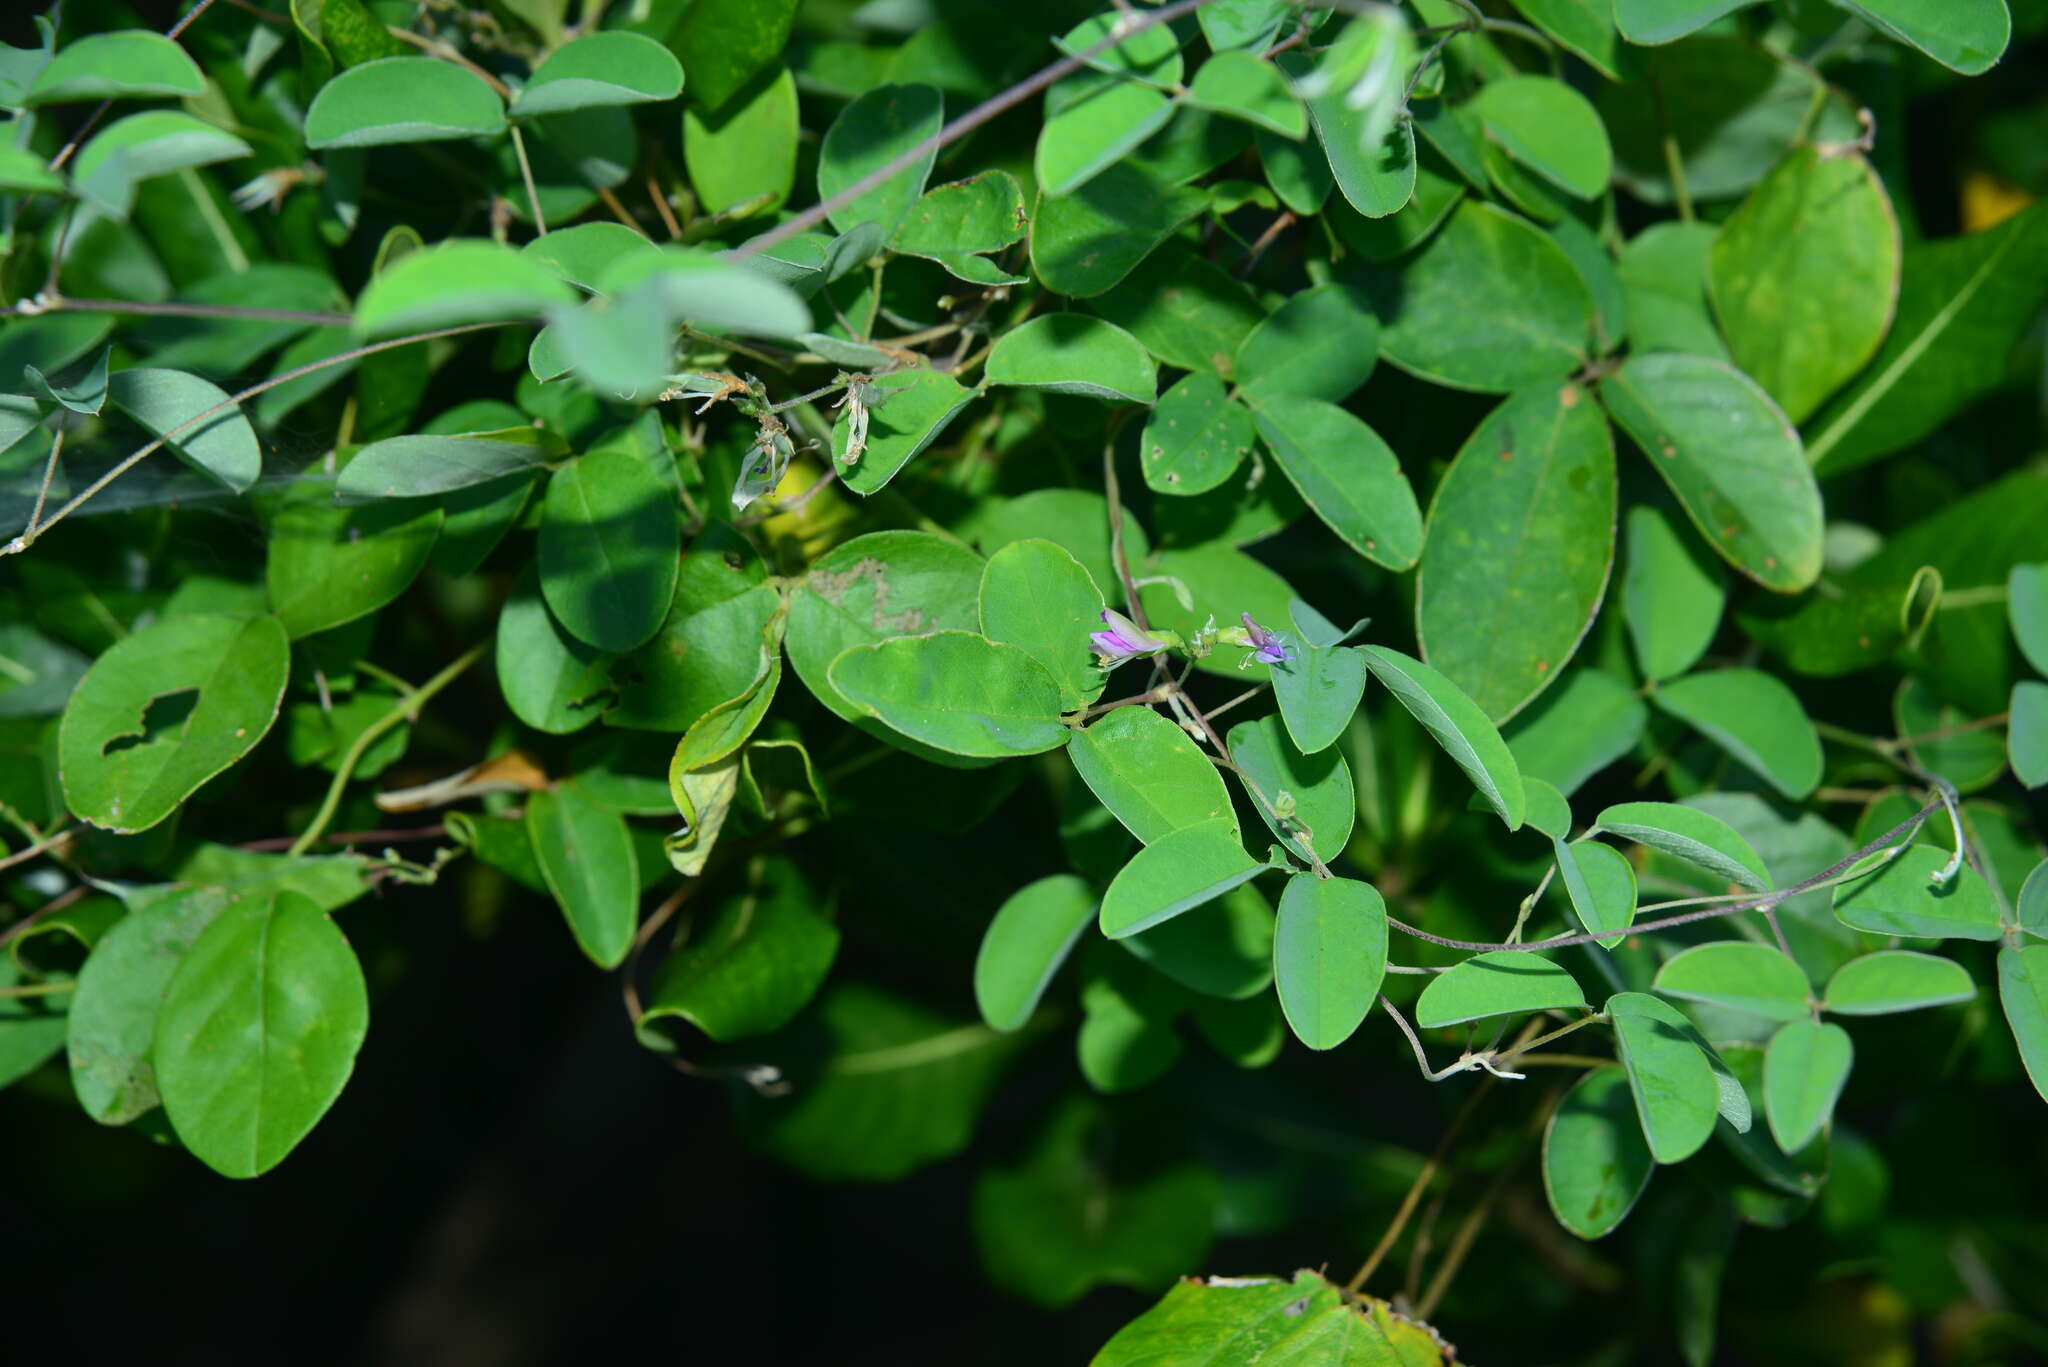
[5,322,503,552]
[288,643,490,856]
[1387,797,1941,954]
[1,296,354,325]
[729,0,1220,263]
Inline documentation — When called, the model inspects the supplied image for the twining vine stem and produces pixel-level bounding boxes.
[1388,796,1942,955]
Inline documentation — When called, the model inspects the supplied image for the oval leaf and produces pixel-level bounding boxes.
[1248,392,1421,571]
[1832,843,2002,941]
[1359,645,1526,830]
[1601,353,1822,593]
[538,448,680,652]
[1595,800,1770,893]
[985,315,1157,403]
[1417,381,1616,722]
[105,367,261,493]
[510,31,683,118]
[154,893,368,1178]
[1100,819,1265,939]
[527,781,639,968]
[1544,1066,1654,1240]
[830,631,1069,758]
[1273,873,1386,1050]
[305,56,506,148]
[1651,668,1822,800]
[978,538,1107,711]
[1227,713,1354,865]
[60,615,290,834]
[28,30,204,105]
[1822,950,1976,1015]
[1415,950,1587,1028]
[975,876,1100,1032]
[1763,1019,1853,1154]
[1607,990,1719,1164]
[1067,704,1238,844]
[1654,941,1811,1021]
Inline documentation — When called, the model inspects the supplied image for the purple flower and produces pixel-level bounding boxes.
[1241,613,1293,665]
[1089,609,1172,665]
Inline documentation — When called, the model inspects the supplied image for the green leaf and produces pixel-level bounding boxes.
[27,30,203,105]
[1612,0,1760,43]
[1623,503,1724,680]
[66,888,232,1124]
[1279,50,1415,218]
[1763,1020,1852,1153]
[1140,374,1255,497]
[59,615,289,835]
[1037,82,1175,198]
[1234,283,1379,404]
[1359,645,1526,830]
[1273,873,1386,1050]
[1544,1066,1655,1240]
[1596,801,1771,893]
[353,239,575,339]
[1092,244,1264,379]
[891,170,1028,279]
[337,427,561,500]
[1707,147,1901,424]
[1832,0,2009,75]
[2021,860,2048,941]
[640,867,838,1043]
[1654,942,1811,1021]
[1505,667,1648,795]
[1090,1269,1451,1367]
[495,564,612,734]
[1508,0,1625,80]
[2012,563,2048,678]
[1079,953,1185,1092]
[817,83,942,237]
[266,487,440,639]
[830,631,1069,758]
[610,528,777,732]
[23,350,107,417]
[1416,951,1587,1027]
[1619,222,1729,360]
[1895,675,2007,795]
[1187,51,1305,138]
[537,448,679,652]
[1520,778,1573,839]
[105,367,261,493]
[836,366,977,496]
[596,245,810,341]
[1416,381,1616,723]
[1200,0,1293,52]
[1228,713,1354,865]
[509,31,681,118]
[1363,200,1593,392]
[1808,203,2048,476]
[1822,950,1975,1015]
[743,981,1017,1181]
[1607,990,1719,1163]
[974,1096,1217,1309]
[1271,604,1367,756]
[1833,845,2001,942]
[1247,393,1421,571]
[1029,162,1208,298]
[1651,669,1822,800]
[1120,884,1274,1000]
[1554,837,1636,949]
[1068,704,1238,845]
[0,143,64,194]
[1100,819,1265,939]
[667,0,796,110]
[1600,353,1821,593]
[304,56,506,148]
[2012,681,2048,790]
[785,530,984,723]
[978,539,1107,712]
[986,315,1157,403]
[72,111,252,220]
[1470,75,1611,199]
[154,893,368,1178]
[1998,944,2048,1104]
[526,781,638,968]
[683,63,797,216]
[0,624,88,718]
[975,875,1098,1032]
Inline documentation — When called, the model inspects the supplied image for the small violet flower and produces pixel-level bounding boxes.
[1240,613,1293,666]
[1089,609,1174,666]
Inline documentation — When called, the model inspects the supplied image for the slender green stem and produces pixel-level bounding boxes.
[6,323,502,552]
[508,124,549,235]
[289,643,490,856]
[0,980,76,998]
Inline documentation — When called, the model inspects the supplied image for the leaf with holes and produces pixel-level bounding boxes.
[59,615,289,834]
